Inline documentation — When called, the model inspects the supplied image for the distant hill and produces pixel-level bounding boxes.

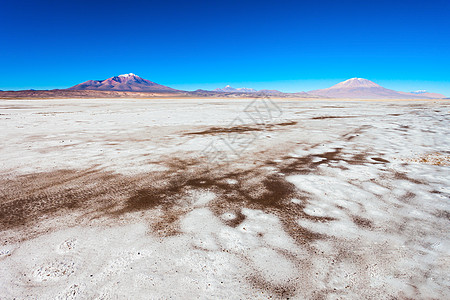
[186,86,317,98]
[214,85,257,93]
[211,85,315,97]
[69,73,178,92]
[308,78,446,99]
[410,90,447,99]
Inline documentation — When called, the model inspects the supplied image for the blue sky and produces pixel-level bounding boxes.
[1,0,449,95]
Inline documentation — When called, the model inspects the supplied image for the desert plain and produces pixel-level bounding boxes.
[0,98,449,299]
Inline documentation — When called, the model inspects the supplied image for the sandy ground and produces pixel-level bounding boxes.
[0,98,449,299]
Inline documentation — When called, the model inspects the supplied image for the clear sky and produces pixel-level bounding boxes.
[1,0,449,95]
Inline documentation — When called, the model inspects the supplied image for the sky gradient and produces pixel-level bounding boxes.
[1,0,449,95]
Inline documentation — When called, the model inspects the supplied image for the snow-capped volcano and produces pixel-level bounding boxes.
[69,74,178,92]
[308,78,445,99]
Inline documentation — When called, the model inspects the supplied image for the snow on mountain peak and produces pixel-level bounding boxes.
[412,90,427,94]
[118,73,137,78]
[332,78,381,89]
[214,85,257,93]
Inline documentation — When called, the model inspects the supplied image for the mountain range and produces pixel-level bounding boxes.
[0,75,447,99]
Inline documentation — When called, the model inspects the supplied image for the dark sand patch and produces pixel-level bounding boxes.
[184,121,298,136]
[371,157,390,163]
[248,275,297,298]
[312,116,358,120]
[352,215,374,229]
[185,126,263,135]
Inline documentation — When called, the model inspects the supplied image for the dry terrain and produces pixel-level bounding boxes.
[0,98,449,299]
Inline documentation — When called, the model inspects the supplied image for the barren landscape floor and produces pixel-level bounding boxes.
[0,99,449,299]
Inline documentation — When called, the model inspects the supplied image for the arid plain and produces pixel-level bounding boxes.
[0,98,449,299]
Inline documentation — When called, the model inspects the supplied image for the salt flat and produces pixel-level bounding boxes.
[0,98,449,299]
